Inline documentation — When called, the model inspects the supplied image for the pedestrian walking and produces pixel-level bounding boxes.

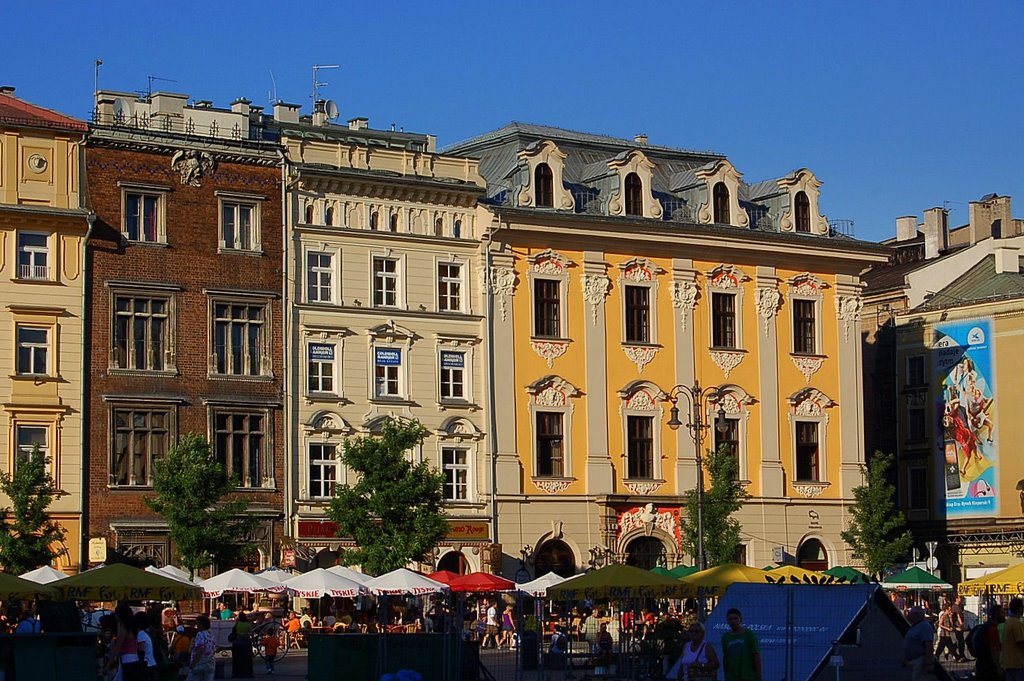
[936,602,959,662]
[186,615,217,681]
[721,608,760,681]
[902,606,938,681]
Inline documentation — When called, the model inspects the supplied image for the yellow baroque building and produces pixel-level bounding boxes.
[450,124,888,575]
[0,88,90,573]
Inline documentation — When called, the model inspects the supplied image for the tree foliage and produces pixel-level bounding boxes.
[0,446,66,574]
[840,451,913,576]
[678,444,748,568]
[144,434,257,577]
[326,418,447,575]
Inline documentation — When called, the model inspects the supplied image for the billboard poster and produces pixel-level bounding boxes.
[933,318,997,517]
[374,348,401,366]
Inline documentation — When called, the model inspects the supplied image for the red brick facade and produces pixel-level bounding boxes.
[84,136,284,570]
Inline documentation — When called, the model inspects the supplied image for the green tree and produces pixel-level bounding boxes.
[678,444,748,568]
[144,434,257,577]
[326,418,447,575]
[841,451,913,576]
[0,446,66,574]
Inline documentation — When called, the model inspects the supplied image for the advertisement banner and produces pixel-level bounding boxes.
[440,351,464,369]
[308,343,334,361]
[933,318,997,517]
[374,348,401,366]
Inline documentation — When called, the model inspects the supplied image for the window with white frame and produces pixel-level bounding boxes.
[110,406,170,486]
[308,442,338,498]
[711,292,737,349]
[439,350,466,401]
[307,342,337,394]
[306,251,334,304]
[626,415,655,479]
[211,300,270,376]
[112,294,171,371]
[533,279,561,338]
[535,412,564,477]
[16,233,49,280]
[795,421,820,481]
[437,262,463,312]
[220,200,260,251]
[213,410,270,488]
[15,424,48,468]
[372,257,399,308]
[624,285,651,343]
[373,347,402,398]
[792,298,817,354]
[15,325,49,376]
[442,447,470,501]
[713,416,741,479]
[124,190,165,243]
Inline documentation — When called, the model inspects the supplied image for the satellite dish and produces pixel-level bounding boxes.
[325,99,339,120]
[112,97,133,121]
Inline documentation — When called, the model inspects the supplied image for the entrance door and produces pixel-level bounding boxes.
[534,540,576,578]
[797,539,828,571]
[625,536,667,570]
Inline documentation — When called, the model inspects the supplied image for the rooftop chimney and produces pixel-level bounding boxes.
[634,133,649,145]
[0,86,15,95]
[273,101,301,124]
[193,100,213,109]
[231,98,251,116]
[347,117,369,131]
[896,215,918,242]
[969,194,1012,242]
[995,246,1021,274]
[922,207,948,260]
[150,92,187,117]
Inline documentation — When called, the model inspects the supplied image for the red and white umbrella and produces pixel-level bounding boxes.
[364,568,448,595]
[200,568,285,598]
[450,571,516,593]
[283,568,364,599]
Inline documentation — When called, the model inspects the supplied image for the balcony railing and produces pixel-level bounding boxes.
[18,264,49,280]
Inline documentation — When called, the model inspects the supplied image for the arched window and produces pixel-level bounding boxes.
[534,540,576,578]
[305,205,314,224]
[713,183,730,224]
[625,536,667,570]
[437,550,469,575]
[795,191,811,233]
[625,172,643,216]
[535,163,554,208]
[324,206,334,226]
[434,217,444,236]
[797,538,828,571]
[453,220,462,238]
[389,213,399,233]
[369,211,379,231]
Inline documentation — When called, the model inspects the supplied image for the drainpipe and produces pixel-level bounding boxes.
[484,215,502,546]
[79,211,96,573]
[278,148,291,565]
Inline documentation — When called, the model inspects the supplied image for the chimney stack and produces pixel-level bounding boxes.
[922,207,948,260]
[347,117,369,131]
[995,246,1021,274]
[273,101,301,124]
[0,86,15,95]
[896,216,918,242]
[970,194,1012,242]
[634,133,649,145]
[230,98,251,116]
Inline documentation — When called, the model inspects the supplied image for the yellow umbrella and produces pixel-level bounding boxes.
[547,563,687,600]
[54,563,203,601]
[764,565,831,584]
[958,564,1024,597]
[0,572,57,600]
[680,563,770,598]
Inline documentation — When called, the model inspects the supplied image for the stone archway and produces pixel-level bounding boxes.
[534,540,576,578]
[624,536,668,570]
[797,538,828,571]
[437,550,470,575]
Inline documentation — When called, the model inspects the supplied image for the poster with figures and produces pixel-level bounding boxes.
[933,318,997,517]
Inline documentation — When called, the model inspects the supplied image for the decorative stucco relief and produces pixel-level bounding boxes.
[534,479,573,495]
[483,266,516,321]
[623,481,664,496]
[835,295,863,343]
[171,149,215,186]
[581,274,611,325]
[710,350,744,378]
[531,340,569,368]
[791,355,824,383]
[619,502,675,535]
[670,281,698,331]
[707,264,751,289]
[789,272,829,297]
[623,345,658,373]
[792,482,830,498]
[756,287,781,336]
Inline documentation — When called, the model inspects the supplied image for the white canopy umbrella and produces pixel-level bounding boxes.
[145,565,199,586]
[159,565,195,583]
[19,565,67,584]
[365,568,448,595]
[200,568,285,598]
[283,568,364,599]
[327,565,371,584]
[255,566,296,584]
[516,572,569,597]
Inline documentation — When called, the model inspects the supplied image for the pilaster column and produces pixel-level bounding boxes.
[671,259,699,492]
[755,267,784,496]
[835,275,866,497]
[581,252,613,494]
[486,249,522,495]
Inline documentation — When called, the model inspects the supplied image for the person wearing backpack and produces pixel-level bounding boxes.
[970,603,1004,681]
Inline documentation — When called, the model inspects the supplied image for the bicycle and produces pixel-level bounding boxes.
[250,618,289,663]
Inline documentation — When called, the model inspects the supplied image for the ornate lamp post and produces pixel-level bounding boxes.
[664,381,727,572]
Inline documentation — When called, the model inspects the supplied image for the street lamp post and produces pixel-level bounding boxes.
[664,380,727,572]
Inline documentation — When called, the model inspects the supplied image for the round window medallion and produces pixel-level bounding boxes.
[27,154,48,173]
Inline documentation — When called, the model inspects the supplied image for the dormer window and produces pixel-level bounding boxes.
[535,163,554,208]
[625,173,643,216]
[795,191,811,233]
[713,183,730,223]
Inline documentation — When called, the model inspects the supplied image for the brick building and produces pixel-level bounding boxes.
[84,92,284,569]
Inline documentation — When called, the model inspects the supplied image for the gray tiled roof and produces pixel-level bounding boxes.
[930,255,1024,304]
[743,179,785,202]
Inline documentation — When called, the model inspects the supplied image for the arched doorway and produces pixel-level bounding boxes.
[534,540,576,578]
[625,536,667,570]
[797,539,828,571]
[437,550,470,575]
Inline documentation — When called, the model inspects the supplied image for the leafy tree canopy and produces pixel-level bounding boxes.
[678,444,748,568]
[840,451,913,577]
[326,418,447,575]
[0,446,66,574]
[144,434,257,577]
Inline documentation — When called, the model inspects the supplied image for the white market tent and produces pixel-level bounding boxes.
[364,568,448,595]
[327,565,371,584]
[158,565,196,583]
[516,572,570,597]
[283,568,364,599]
[200,568,286,598]
[255,566,297,584]
[146,565,200,586]
[19,565,67,584]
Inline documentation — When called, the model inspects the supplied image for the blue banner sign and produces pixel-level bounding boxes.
[309,343,334,361]
[375,348,402,366]
[440,351,464,369]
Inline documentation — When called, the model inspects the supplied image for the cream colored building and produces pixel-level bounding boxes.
[273,104,492,572]
[0,88,91,573]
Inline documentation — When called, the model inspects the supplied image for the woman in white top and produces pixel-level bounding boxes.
[672,622,719,681]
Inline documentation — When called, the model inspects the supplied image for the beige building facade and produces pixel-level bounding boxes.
[0,88,91,572]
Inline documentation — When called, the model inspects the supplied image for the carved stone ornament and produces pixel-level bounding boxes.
[792,482,830,498]
[619,257,665,283]
[623,480,664,496]
[581,274,611,325]
[529,249,573,275]
[835,294,863,343]
[791,355,825,383]
[670,281,698,331]
[790,272,829,297]
[756,287,781,336]
[623,345,658,373]
[531,339,569,368]
[625,389,658,411]
[534,478,574,494]
[619,502,676,536]
[788,387,836,420]
[710,350,745,378]
[171,149,215,187]
[535,385,567,407]
[708,264,751,290]
[485,266,516,321]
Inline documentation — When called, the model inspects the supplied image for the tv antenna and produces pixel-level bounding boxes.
[147,75,178,99]
[93,59,103,97]
[311,64,340,102]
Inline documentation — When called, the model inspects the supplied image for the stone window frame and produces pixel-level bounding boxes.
[369,249,406,310]
[706,265,751,352]
[106,281,180,375]
[104,397,179,489]
[304,333,344,400]
[777,169,828,236]
[693,160,748,228]
[207,403,276,490]
[616,381,667,483]
[786,387,836,490]
[787,273,827,357]
[5,404,65,482]
[618,258,664,347]
[527,250,574,340]
[205,290,275,380]
[709,385,755,483]
[366,322,415,404]
[119,181,170,245]
[526,375,581,484]
[10,305,61,380]
[516,140,576,212]
[216,190,265,255]
[435,254,468,314]
[14,230,53,282]
[607,150,662,220]
[301,411,354,502]
[303,242,342,306]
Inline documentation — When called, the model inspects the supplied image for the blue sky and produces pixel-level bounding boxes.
[4,1,1022,243]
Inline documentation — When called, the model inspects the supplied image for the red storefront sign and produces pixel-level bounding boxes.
[297,520,340,539]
